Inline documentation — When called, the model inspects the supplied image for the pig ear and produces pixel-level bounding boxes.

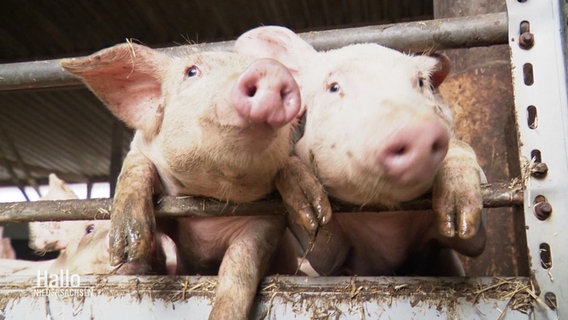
[428,53,451,88]
[235,26,316,75]
[61,43,168,134]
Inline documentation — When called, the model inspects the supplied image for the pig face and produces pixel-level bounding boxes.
[58,221,114,274]
[236,27,452,206]
[29,173,81,252]
[297,46,452,205]
[57,221,167,275]
[62,44,300,201]
[153,52,298,180]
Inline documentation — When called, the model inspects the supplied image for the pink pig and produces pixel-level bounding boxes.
[1,221,169,276]
[28,173,108,254]
[61,42,330,319]
[236,26,486,276]
[26,173,176,275]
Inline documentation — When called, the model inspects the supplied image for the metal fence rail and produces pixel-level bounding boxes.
[0,181,521,222]
[0,12,507,92]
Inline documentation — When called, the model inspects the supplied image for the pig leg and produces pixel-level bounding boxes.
[109,148,157,272]
[275,155,332,238]
[432,139,485,240]
[209,218,288,320]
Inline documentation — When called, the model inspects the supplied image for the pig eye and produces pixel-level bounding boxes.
[328,82,341,93]
[186,65,200,78]
[85,224,95,235]
[417,77,426,88]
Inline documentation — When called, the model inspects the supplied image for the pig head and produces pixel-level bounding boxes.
[29,173,107,254]
[1,222,169,276]
[61,43,330,319]
[236,26,486,276]
[59,221,170,275]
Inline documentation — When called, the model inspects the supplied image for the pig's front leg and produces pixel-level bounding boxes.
[210,218,288,320]
[109,148,157,273]
[275,155,332,238]
[432,139,484,239]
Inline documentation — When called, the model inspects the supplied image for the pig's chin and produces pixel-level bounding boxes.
[344,185,430,208]
[341,159,435,204]
[326,171,434,207]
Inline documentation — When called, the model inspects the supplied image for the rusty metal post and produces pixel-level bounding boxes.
[434,0,529,276]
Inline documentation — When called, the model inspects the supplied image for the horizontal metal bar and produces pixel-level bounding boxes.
[0,182,522,222]
[299,11,508,52]
[0,275,534,319]
[0,12,507,92]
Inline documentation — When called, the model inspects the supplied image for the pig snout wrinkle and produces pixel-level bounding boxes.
[232,59,300,127]
[378,122,449,184]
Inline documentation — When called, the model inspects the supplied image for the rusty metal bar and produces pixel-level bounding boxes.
[0,12,507,92]
[0,182,522,223]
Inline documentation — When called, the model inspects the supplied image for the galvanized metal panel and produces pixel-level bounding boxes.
[0,275,532,319]
[507,0,567,318]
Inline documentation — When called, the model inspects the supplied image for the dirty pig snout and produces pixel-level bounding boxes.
[231,59,301,128]
[376,120,450,185]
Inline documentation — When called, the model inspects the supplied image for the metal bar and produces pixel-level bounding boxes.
[0,12,508,92]
[299,11,507,51]
[506,0,567,318]
[0,275,533,319]
[0,182,522,223]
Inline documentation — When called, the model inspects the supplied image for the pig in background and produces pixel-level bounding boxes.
[0,173,111,275]
[0,222,116,275]
[0,174,170,275]
[236,26,486,276]
[20,173,175,275]
[61,42,330,320]
[28,173,107,255]
[1,219,170,275]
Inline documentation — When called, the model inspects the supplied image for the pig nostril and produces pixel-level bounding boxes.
[246,85,257,97]
[431,137,448,155]
[432,141,441,153]
[394,146,407,156]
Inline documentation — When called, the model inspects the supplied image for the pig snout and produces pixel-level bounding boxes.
[231,59,301,127]
[378,121,449,184]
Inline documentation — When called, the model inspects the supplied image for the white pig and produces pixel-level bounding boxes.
[61,43,330,320]
[28,173,107,254]
[1,222,168,275]
[236,26,486,276]
[28,173,177,274]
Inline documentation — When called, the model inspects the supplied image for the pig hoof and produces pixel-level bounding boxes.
[457,207,482,239]
[437,217,456,238]
[276,156,333,235]
[435,205,482,239]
